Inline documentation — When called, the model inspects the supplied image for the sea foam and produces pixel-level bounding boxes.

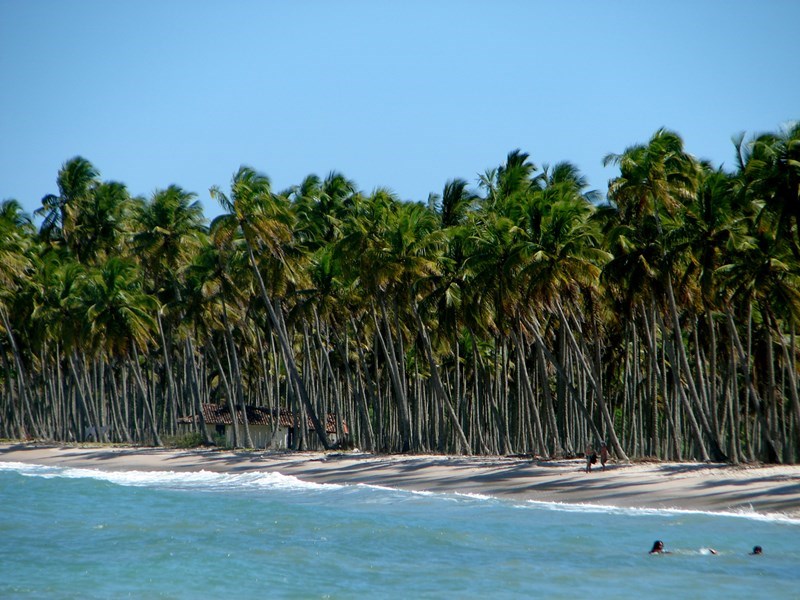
[522,498,800,525]
[0,460,340,493]
[2,459,797,525]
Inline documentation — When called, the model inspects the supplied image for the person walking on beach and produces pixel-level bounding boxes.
[599,441,608,471]
[585,444,597,473]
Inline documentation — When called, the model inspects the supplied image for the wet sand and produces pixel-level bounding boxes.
[2,443,799,518]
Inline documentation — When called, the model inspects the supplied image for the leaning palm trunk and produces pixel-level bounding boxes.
[776,324,800,451]
[664,275,727,462]
[209,343,239,447]
[221,308,253,448]
[0,305,39,439]
[528,317,603,449]
[726,309,781,462]
[532,327,600,456]
[156,313,179,439]
[556,303,629,463]
[640,303,683,460]
[764,308,800,462]
[374,300,412,452]
[185,337,212,445]
[654,306,712,462]
[312,310,346,444]
[534,339,562,456]
[129,345,163,446]
[411,300,470,454]
[107,366,133,444]
[68,353,99,442]
[510,328,547,457]
[243,237,332,450]
[349,317,377,451]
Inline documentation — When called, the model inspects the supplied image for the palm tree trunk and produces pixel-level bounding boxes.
[68,353,98,441]
[156,313,180,440]
[313,310,346,446]
[776,322,800,449]
[349,317,377,451]
[411,299,470,454]
[243,236,331,449]
[129,346,163,446]
[534,339,561,456]
[209,342,239,447]
[374,301,412,452]
[726,309,780,462]
[220,301,252,448]
[557,303,629,462]
[511,328,547,457]
[0,305,39,439]
[185,337,212,445]
[705,309,720,443]
[664,275,727,461]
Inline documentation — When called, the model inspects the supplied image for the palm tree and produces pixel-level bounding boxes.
[0,200,37,439]
[717,198,800,462]
[521,165,626,460]
[81,257,162,445]
[335,190,420,452]
[36,157,100,251]
[740,122,800,256]
[0,200,34,291]
[128,184,207,438]
[71,181,133,264]
[290,171,357,250]
[605,129,727,462]
[435,178,478,229]
[480,149,541,211]
[131,185,206,303]
[83,258,158,358]
[211,167,333,449]
[4,126,800,460]
[396,202,471,454]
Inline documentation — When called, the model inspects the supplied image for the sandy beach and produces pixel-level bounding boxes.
[2,442,799,519]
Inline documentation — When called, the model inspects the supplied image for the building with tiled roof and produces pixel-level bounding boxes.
[178,403,347,449]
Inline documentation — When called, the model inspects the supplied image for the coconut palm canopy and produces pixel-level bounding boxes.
[1,124,799,463]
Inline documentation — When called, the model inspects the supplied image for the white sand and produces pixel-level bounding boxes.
[2,443,799,518]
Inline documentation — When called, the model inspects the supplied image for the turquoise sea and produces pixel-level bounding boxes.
[0,462,797,599]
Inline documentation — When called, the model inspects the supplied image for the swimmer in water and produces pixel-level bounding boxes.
[649,540,669,554]
[750,545,763,555]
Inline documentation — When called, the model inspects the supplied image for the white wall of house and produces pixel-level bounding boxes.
[179,420,340,449]
[222,424,290,449]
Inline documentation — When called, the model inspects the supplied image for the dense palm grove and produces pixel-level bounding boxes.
[1,125,799,463]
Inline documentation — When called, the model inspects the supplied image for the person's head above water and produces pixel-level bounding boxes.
[751,545,763,555]
[650,540,665,554]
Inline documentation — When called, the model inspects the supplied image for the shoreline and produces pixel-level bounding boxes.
[2,442,799,519]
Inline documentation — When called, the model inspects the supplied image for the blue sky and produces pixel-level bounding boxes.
[1,1,798,222]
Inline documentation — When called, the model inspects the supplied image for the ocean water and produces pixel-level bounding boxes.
[0,462,797,599]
